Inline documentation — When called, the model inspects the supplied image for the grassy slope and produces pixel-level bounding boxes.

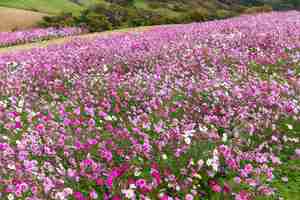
[0,0,102,31]
[0,0,83,14]
[133,0,231,17]
[0,0,230,31]
[0,0,236,16]
[0,0,297,17]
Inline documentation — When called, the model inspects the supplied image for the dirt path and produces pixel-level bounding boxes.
[0,26,152,55]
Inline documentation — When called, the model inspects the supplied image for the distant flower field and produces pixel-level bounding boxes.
[0,11,299,200]
[0,27,86,47]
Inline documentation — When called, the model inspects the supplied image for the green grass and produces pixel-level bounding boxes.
[0,0,226,17]
[272,118,300,200]
[272,159,300,200]
[0,0,95,14]
[257,117,300,200]
[0,0,297,16]
[133,0,206,18]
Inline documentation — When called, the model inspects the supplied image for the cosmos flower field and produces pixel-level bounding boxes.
[0,11,300,200]
[0,27,86,47]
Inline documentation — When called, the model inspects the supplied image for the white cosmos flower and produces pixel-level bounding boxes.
[213,149,219,157]
[134,170,141,177]
[162,154,168,160]
[286,124,293,130]
[184,129,196,136]
[103,64,108,72]
[63,188,73,195]
[8,194,14,200]
[197,159,204,168]
[105,115,113,121]
[55,192,66,200]
[129,184,136,189]
[222,133,228,142]
[199,125,208,132]
[2,135,9,140]
[184,137,191,145]
[111,115,117,121]
[8,164,16,170]
[212,161,219,172]
[206,158,213,166]
[122,189,135,199]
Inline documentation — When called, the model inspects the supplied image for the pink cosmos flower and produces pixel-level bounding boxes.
[112,196,122,200]
[74,107,81,115]
[209,180,222,193]
[136,179,147,188]
[185,194,194,200]
[295,149,300,157]
[89,190,98,199]
[258,185,274,196]
[151,170,161,184]
[223,182,231,193]
[160,194,172,200]
[96,178,104,186]
[235,190,251,200]
[106,170,119,188]
[36,123,45,132]
[241,163,253,177]
[15,121,22,129]
[74,192,86,200]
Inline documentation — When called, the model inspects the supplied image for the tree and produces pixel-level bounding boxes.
[76,10,112,32]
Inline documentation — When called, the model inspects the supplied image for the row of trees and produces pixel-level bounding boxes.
[240,0,300,10]
[39,2,273,32]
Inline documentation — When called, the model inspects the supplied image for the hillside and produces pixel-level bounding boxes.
[241,0,300,10]
[0,0,85,14]
[0,0,230,16]
[0,0,298,32]
[0,1,298,27]
[0,0,298,16]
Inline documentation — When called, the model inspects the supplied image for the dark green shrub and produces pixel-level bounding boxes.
[105,0,134,7]
[148,2,163,9]
[184,9,211,23]
[39,12,75,28]
[76,10,112,32]
[215,9,234,19]
[90,3,131,28]
[38,1,270,34]
[171,4,188,12]
[243,5,273,14]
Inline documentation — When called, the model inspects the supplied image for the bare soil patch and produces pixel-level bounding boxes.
[0,7,48,32]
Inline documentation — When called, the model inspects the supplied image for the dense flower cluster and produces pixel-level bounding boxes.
[0,27,86,47]
[0,11,299,200]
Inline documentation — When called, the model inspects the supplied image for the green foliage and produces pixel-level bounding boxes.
[76,10,112,32]
[36,1,282,33]
[90,3,131,27]
[243,5,273,14]
[0,0,83,14]
[148,1,162,9]
[39,12,75,28]
[271,159,300,200]
[184,9,212,22]
[215,9,235,19]
[105,0,134,7]
[171,4,189,12]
